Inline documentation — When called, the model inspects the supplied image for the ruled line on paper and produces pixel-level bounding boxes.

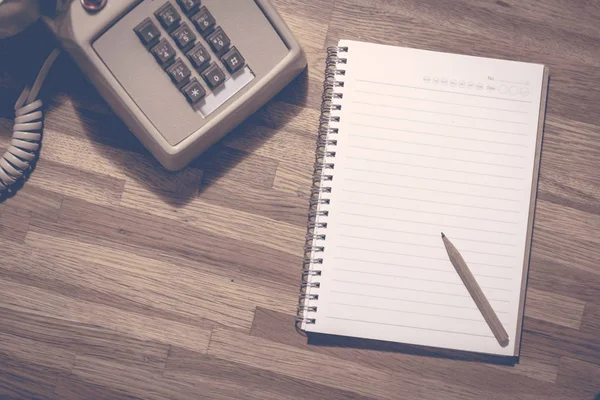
[347,130,527,157]
[325,316,495,338]
[337,223,518,247]
[341,195,520,214]
[333,256,513,279]
[336,246,514,269]
[338,211,519,236]
[353,101,528,125]
[332,279,511,302]
[339,197,518,224]
[337,234,517,258]
[355,79,533,104]
[345,167,523,191]
[331,268,513,291]
[332,257,514,281]
[345,156,527,179]
[348,125,527,148]
[330,302,491,322]
[354,90,530,114]
[348,151,526,170]
[354,112,527,136]
[344,178,521,203]
[330,290,511,312]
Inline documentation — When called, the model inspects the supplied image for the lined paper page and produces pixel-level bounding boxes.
[306,40,545,356]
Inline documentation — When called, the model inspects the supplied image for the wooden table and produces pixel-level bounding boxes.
[1,1,600,399]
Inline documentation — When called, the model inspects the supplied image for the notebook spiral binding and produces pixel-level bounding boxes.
[296,46,348,331]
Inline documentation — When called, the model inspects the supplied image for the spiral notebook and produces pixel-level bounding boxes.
[298,39,550,357]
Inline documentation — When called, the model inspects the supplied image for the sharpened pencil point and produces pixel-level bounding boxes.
[441,232,445,238]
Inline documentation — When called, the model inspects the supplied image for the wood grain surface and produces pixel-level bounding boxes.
[1,0,600,399]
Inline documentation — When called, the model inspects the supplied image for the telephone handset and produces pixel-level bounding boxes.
[0,0,306,195]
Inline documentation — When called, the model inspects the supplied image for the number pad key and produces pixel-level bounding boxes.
[151,38,176,66]
[171,22,196,50]
[191,6,216,35]
[166,58,192,85]
[176,0,200,15]
[182,78,206,104]
[201,63,226,88]
[206,27,230,53]
[155,2,181,32]
[221,47,245,73]
[134,18,161,46]
[186,43,211,70]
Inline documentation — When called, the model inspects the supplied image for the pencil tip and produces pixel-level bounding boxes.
[441,232,445,238]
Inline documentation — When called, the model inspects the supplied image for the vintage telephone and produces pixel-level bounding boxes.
[0,0,306,194]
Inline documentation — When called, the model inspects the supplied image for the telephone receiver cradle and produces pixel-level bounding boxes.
[0,0,307,195]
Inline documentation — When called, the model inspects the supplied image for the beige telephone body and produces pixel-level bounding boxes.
[0,0,306,195]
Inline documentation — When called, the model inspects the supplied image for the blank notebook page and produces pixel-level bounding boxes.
[306,40,546,356]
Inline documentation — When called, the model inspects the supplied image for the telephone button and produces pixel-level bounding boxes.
[191,6,216,35]
[171,22,196,50]
[176,0,201,15]
[155,2,181,32]
[202,63,226,88]
[207,27,230,53]
[151,39,176,66]
[134,18,161,46]
[166,58,192,85]
[186,43,211,70]
[182,79,206,104]
[221,47,245,73]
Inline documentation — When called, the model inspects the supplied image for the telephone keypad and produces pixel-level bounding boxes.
[186,43,211,70]
[206,27,230,53]
[182,79,206,104]
[136,1,250,107]
[176,0,201,15]
[151,38,176,65]
[191,7,216,35]
[171,22,196,50]
[134,18,161,46]
[155,2,181,32]
[166,58,192,85]
[221,47,245,73]
[202,63,226,88]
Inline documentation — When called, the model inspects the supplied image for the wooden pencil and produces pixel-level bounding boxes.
[441,232,510,347]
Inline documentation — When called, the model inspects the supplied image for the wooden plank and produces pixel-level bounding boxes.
[556,357,600,397]
[29,197,303,285]
[0,185,63,222]
[120,181,305,257]
[165,348,376,400]
[191,144,279,190]
[0,206,31,242]
[53,376,145,400]
[69,353,247,400]
[0,279,211,353]
[0,354,60,400]
[208,326,504,400]
[522,318,600,367]
[524,288,586,329]
[0,331,75,375]
[12,231,297,329]
[527,254,600,304]
[0,306,169,371]
[197,180,309,226]
[26,158,126,207]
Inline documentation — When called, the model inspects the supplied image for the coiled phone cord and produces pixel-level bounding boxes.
[0,48,61,195]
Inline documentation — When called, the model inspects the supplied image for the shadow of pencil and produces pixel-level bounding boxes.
[306,332,518,366]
